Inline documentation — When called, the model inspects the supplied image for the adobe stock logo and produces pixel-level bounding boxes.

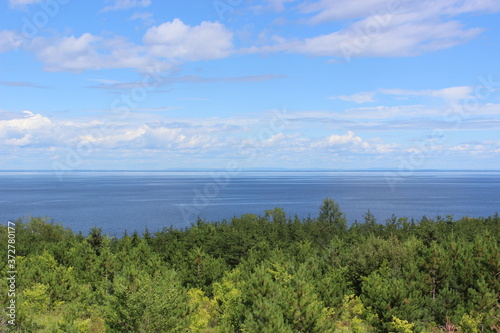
[213,0,242,20]
[20,0,71,41]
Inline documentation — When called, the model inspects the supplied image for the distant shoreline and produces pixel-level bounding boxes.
[1,169,500,173]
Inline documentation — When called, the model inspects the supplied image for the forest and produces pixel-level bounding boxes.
[1,198,499,332]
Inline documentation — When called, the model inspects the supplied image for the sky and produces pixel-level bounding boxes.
[1,0,500,171]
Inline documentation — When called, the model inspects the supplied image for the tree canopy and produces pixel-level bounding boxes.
[1,200,499,332]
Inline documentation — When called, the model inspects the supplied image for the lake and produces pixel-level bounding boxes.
[1,171,499,236]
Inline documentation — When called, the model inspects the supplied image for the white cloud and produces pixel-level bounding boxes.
[0,111,53,146]
[298,0,391,24]
[130,12,153,20]
[0,110,403,165]
[0,30,23,53]
[312,130,398,154]
[8,0,42,7]
[474,103,500,115]
[329,92,376,104]
[88,124,219,150]
[448,141,500,156]
[3,1,499,71]
[246,0,493,60]
[30,33,102,72]
[380,86,474,100]
[324,85,478,116]
[24,19,233,72]
[428,0,500,16]
[102,0,151,12]
[130,12,155,26]
[13,109,498,169]
[344,105,439,119]
[88,74,284,91]
[28,33,169,72]
[244,132,294,148]
[144,19,233,61]
[267,93,500,133]
[285,19,481,58]
[373,142,398,153]
[325,131,365,146]
[0,111,248,151]
[299,0,500,24]
[252,0,296,13]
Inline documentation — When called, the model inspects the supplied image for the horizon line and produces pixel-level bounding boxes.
[1,168,500,172]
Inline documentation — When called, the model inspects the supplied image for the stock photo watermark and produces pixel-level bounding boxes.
[178,108,289,223]
[385,74,500,190]
[5,221,17,326]
[9,0,72,51]
[213,0,242,20]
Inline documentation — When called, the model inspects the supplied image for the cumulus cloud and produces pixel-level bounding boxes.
[3,108,496,170]
[28,33,169,72]
[21,19,233,72]
[325,131,364,146]
[29,33,104,72]
[0,111,402,162]
[3,0,499,70]
[448,141,500,156]
[449,144,471,151]
[313,131,363,149]
[144,19,233,61]
[312,130,398,154]
[0,111,53,146]
[83,123,220,150]
[0,111,248,151]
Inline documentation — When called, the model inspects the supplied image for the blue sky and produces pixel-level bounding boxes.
[1,0,500,171]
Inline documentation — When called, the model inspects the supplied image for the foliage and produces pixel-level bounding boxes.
[1,199,499,332]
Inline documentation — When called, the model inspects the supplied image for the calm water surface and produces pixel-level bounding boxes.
[1,171,499,235]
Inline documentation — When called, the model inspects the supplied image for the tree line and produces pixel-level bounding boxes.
[1,198,499,332]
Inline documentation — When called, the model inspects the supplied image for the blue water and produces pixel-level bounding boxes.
[0,171,499,236]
